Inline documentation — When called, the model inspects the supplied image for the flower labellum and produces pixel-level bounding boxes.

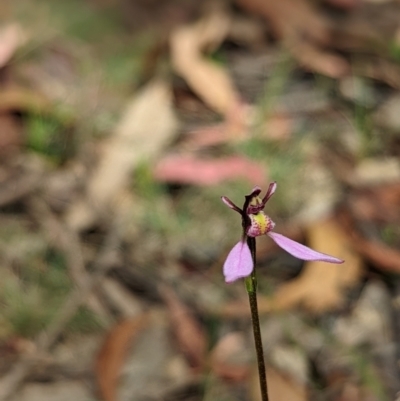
[223,240,253,283]
[222,183,344,283]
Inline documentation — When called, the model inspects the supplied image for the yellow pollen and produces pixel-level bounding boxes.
[252,213,269,234]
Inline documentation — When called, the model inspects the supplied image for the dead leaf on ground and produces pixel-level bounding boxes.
[159,284,207,371]
[270,217,363,314]
[0,23,26,68]
[342,183,400,273]
[355,57,400,89]
[352,238,400,273]
[250,367,308,401]
[235,0,349,78]
[101,277,143,318]
[96,314,149,401]
[170,10,243,117]
[0,88,50,115]
[210,332,250,382]
[333,383,385,401]
[182,111,292,151]
[351,158,400,186]
[348,182,400,223]
[65,80,178,231]
[0,114,22,158]
[153,154,267,186]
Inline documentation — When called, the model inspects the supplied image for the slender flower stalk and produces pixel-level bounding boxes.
[221,183,344,400]
[245,237,269,400]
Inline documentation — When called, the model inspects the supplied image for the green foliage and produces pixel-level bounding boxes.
[1,249,66,337]
[2,282,49,338]
[380,223,400,247]
[26,113,72,162]
[67,307,103,334]
[353,103,384,158]
[102,33,156,88]
[352,351,389,401]
[133,161,165,201]
[389,40,400,63]
[0,247,101,339]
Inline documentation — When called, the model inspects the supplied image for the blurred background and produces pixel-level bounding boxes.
[1,0,400,400]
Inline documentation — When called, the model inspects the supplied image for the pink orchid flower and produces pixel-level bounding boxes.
[221,183,344,283]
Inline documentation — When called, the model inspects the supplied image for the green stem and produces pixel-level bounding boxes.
[245,237,269,401]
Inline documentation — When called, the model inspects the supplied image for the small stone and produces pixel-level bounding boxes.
[339,76,377,108]
[373,94,400,131]
[351,157,400,186]
[11,381,91,401]
[334,281,392,347]
[270,345,308,384]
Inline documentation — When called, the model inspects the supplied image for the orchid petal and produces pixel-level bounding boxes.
[248,186,262,197]
[223,240,254,283]
[221,196,242,214]
[262,182,277,204]
[267,232,344,264]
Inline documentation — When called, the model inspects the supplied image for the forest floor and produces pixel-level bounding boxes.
[1,0,400,400]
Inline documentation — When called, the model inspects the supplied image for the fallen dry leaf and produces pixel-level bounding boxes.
[348,182,400,225]
[0,87,50,115]
[65,80,178,231]
[349,234,400,274]
[170,10,243,117]
[333,383,384,401]
[210,332,250,382]
[351,158,400,186]
[153,154,267,186]
[235,0,349,78]
[96,314,149,401]
[101,277,142,318]
[182,111,291,151]
[159,285,207,371]
[342,184,400,273]
[250,367,308,401]
[0,23,26,68]
[270,217,363,313]
[0,113,22,158]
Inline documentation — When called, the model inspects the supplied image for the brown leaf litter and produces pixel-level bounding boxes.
[270,217,363,313]
[96,314,149,401]
[65,79,178,231]
[170,9,240,117]
[159,285,207,372]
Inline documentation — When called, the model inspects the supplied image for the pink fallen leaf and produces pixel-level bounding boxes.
[0,24,26,68]
[153,155,267,186]
[182,111,292,152]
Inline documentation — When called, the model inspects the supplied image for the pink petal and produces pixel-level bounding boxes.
[248,186,262,197]
[223,241,254,283]
[267,232,344,264]
[221,196,242,214]
[262,182,277,204]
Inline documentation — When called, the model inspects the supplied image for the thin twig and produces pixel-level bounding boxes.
[28,197,111,323]
[0,215,123,401]
[0,170,41,207]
